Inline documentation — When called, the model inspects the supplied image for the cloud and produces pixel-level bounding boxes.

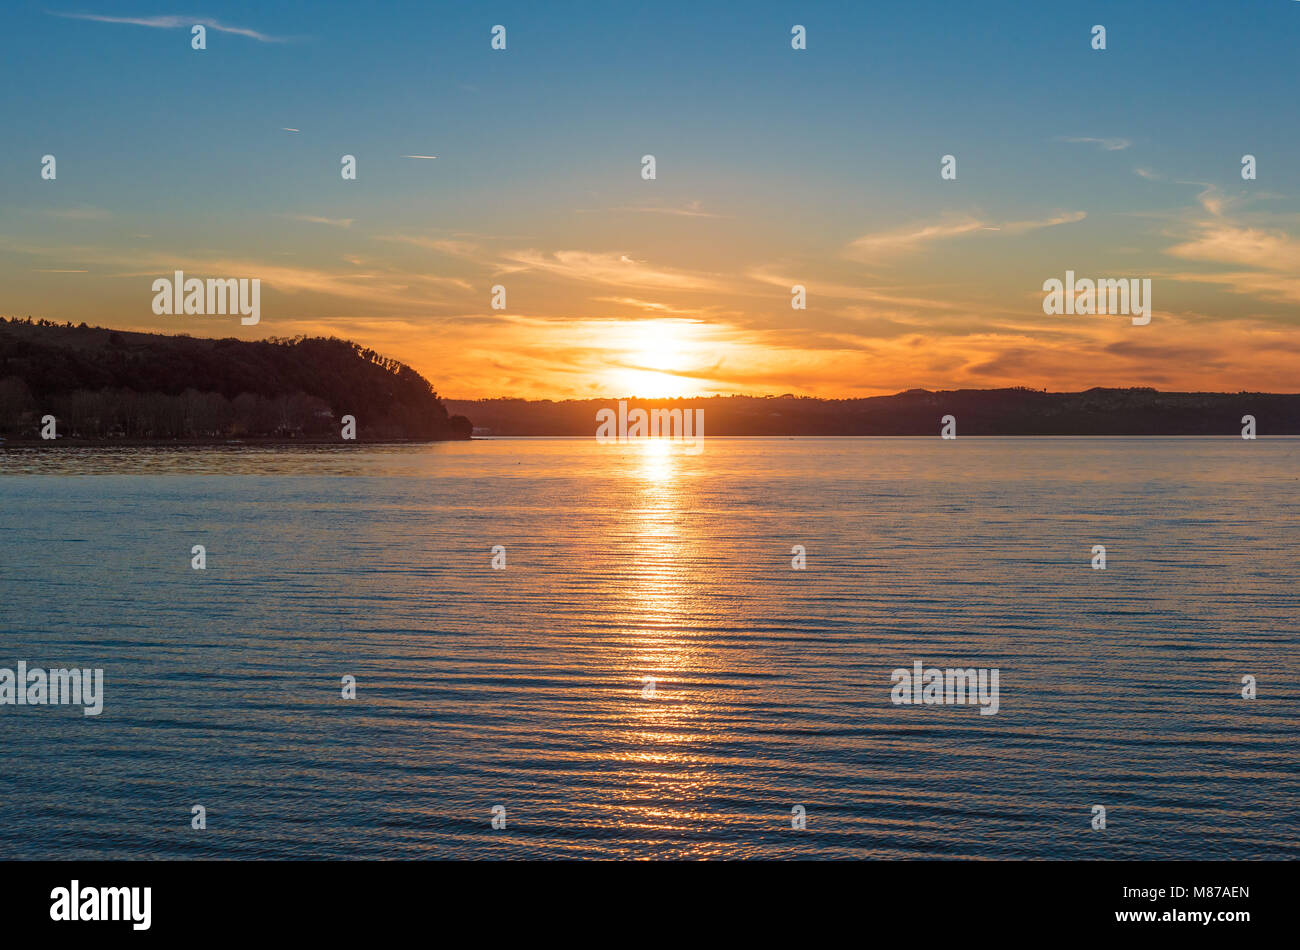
[1000,211,1087,234]
[1103,340,1223,363]
[401,155,438,160]
[1168,223,1300,272]
[846,211,1084,258]
[591,296,695,315]
[603,358,725,382]
[280,214,353,229]
[748,269,976,313]
[372,234,482,259]
[51,12,286,43]
[846,216,988,256]
[1189,184,1226,217]
[1056,136,1132,151]
[0,237,475,309]
[501,249,728,292]
[595,201,722,218]
[1165,219,1300,304]
[1166,269,1300,305]
[372,236,740,301]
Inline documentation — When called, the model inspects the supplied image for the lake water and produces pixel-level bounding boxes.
[1,438,1297,859]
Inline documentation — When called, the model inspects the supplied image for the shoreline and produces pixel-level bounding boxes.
[0,437,470,448]
[3,433,1296,447]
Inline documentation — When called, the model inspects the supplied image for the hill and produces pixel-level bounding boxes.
[445,389,1300,436]
[0,318,471,441]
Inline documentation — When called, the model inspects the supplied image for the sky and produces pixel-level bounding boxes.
[2,0,1299,398]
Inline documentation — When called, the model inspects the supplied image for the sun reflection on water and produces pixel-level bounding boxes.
[603,438,722,850]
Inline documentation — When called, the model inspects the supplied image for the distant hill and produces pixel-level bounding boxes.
[0,318,471,441]
[446,389,1300,436]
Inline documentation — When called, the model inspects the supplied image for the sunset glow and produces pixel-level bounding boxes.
[4,2,1299,401]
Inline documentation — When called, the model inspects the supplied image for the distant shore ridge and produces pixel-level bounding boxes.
[446,390,1300,437]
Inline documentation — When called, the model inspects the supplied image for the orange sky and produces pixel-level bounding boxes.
[8,185,1300,399]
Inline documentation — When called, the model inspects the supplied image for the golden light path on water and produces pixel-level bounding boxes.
[606,439,719,853]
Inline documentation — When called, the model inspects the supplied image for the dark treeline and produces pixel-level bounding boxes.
[446,388,1300,436]
[0,318,471,441]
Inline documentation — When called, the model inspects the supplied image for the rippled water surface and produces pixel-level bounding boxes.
[1,438,1297,859]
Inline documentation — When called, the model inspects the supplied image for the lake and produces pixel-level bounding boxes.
[1,437,1296,859]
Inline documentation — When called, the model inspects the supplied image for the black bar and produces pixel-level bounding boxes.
[0,860,1279,937]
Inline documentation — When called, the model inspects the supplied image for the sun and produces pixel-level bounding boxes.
[605,319,703,397]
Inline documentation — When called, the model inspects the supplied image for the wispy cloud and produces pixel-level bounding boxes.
[1180,183,1227,217]
[502,249,729,292]
[748,269,978,314]
[1167,223,1300,304]
[372,234,482,258]
[591,296,695,315]
[1057,136,1132,151]
[1159,178,1300,307]
[846,211,1084,258]
[1000,211,1087,234]
[846,216,988,256]
[0,238,474,309]
[401,155,438,160]
[51,12,287,43]
[280,213,354,229]
[591,200,723,218]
